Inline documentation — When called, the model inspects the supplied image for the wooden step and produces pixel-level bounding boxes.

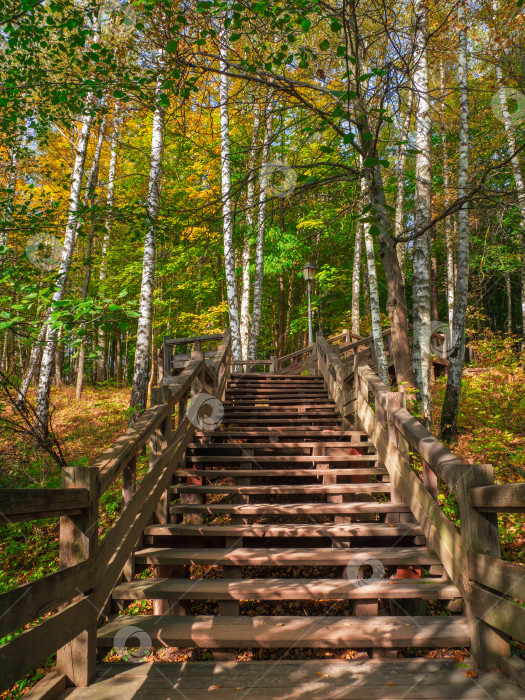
[221,419,343,425]
[224,402,336,409]
[229,375,324,381]
[65,658,524,700]
[172,483,391,495]
[196,429,365,437]
[188,441,375,450]
[97,613,470,649]
[187,455,378,463]
[170,502,410,515]
[173,468,388,478]
[134,546,438,567]
[144,522,423,538]
[112,577,461,601]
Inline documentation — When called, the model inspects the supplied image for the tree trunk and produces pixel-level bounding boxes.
[240,102,262,360]
[116,331,122,386]
[505,271,512,335]
[440,61,455,327]
[361,175,389,386]
[278,271,285,356]
[34,108,93,436]
[351,220,363,337]
[248,97,273,360]
[441,0,470,441]
[55,328,64,389]
[411,0,433,424]
[75,120,107,400]
[394,90,414,282]
[219,30,242,361]
[129,72,164,421]
[495,65,525,333]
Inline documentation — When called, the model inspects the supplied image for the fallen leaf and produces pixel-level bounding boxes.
[465,670,478,678]
[387,682,395,687]
[276,622,286,626]
[235,687,246,690]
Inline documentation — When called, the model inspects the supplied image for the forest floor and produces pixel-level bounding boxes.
[1,361,524,696]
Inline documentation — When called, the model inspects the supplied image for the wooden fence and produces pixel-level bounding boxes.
[0,331,232,694]
[314,331,525,679]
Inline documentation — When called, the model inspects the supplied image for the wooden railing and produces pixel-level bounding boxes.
[161,333,224,379]
[0,331,232,694]
[314,330,524,679]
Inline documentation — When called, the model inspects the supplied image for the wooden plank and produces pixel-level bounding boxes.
[0,488,89,522]
[0,597,95,694]
[143,522,423,538]
[174,468,386,478]
[188,441,373,449]
[468,551,525,600]
[471,584,525,643]
[187,455,378,463]
[97,613,470,649]
[164,334,223,345]
[469,483,525,512]
[22,668,67,700]
[170,502,410,515]
[134,546,439,567]
[501,655,525,691]
[173,483,391,495]
[112,577,460,601]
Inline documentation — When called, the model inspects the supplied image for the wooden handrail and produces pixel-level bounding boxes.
[0,488,89,523]
[0,328,235,693]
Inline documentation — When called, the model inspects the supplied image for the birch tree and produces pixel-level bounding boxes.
[219,30,242,361]
[75,119,107,400]
[411,0,432,424]
[394,90,413,282]
[129,74,164,420]
[34,108,94,436]
[240,102,261,360]
[351,220,363,337]
[97,103,120,382]
[248,97,273,360]
[440,62,455,327]
[494,65,525,330]
[441,0,470,441]
[361,176,389,386]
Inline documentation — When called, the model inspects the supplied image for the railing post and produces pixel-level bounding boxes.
[56,466,99,687]
[456,464,510,670]
[385,392,410,524]
[163,339,171,378]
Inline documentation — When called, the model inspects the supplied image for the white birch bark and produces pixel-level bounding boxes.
[440,62,455,327]
[495,65,525,331]
[351,220,363,337]
[248,97,273,360]
[129,72,164,419]
[394,90,413,282]
[219,30,242,361]
[75,120,107,400]
[441,0,469,440]
[411,0,432,424]
[240,102,262,360]
[34,109,93,435]
[361,176,389,386]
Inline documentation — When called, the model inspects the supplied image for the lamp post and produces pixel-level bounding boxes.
[302,261,317,344]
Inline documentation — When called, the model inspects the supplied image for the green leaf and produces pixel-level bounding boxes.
[363,156,379,167]
[319,39,330,50]
[330,20,342,32]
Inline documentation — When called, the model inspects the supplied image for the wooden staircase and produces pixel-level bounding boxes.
[3,334,524,700]
[91,372,477,690]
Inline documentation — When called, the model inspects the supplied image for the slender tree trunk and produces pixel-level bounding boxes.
[75,121,107,400]
[495,65,525,333]
[441,0,470,441]
[129,73,164,421]
[219,31,242,361]
[55,328,64,388]
[440,62,455,327]
[285,267,295,352]
[116,331,122,386]
[248,97,273,360]
[240,102,262,360]
[351,220,363,337]
[394,90,414,282]
[411,0,433,424]
[361,177,389,386]
[505,271,512,334]
[34,108,93,435]
[278,271,285,356]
